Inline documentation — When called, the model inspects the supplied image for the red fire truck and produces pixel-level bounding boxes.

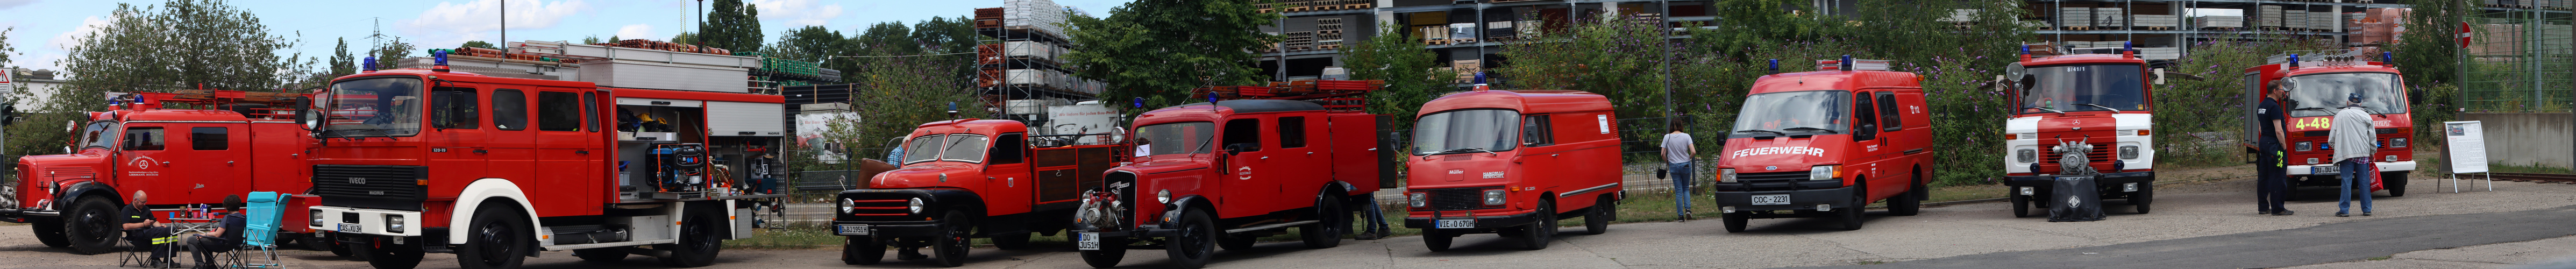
[2240,51,2410,197]
[298,52,784,268]
[1403,87,1624,251]
[833,119,1126,267]
[1711,58,1935,232]
[3,90,324,255]
[2001,44,2162,217]
[1069,91,1392,269]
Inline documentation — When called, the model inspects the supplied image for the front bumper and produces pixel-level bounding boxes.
[309,206,425,237]
[1711,185,1858,213]
[2288,160,2416,176]
[1401,209,1541,231]
[2005,171,2157,187]
[831,220,944,237]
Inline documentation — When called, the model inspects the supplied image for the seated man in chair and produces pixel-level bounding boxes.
[186,196,247,269]
[123,190,177,267]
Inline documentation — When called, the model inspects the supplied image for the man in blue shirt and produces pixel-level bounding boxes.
[2255,82,2293,216]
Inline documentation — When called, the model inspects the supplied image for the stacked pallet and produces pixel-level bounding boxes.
[1285,31,1315,51]
[974,8,1003,29]
[2094,8,2125,29]
[2138,47,2182,60]
[1940,9,1980,22]
[2022,20,2052,30]
[1317,18,1345,50]
[2059,8,2093,30]
[2259,6,2286,29]
[1485,21,1517,41]
[1448,23,1478,44]
[1005,41,1062,62]
[2311,11,2337,32]
[1002,0,1068,37]
[2134,15,2179,29]
[2195,16,2244,29]
[1420,25,1451,45]
[1452,60,1482,83]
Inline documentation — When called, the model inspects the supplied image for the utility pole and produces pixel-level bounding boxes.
[500,0,507,47]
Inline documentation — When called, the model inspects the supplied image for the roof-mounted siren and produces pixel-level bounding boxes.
[947,102,960,119]
[2381,52,2394,65]
[2122,41,2136,59]
[2288,54,2301,69]
[1768,59,1780,74]
[361,56,378,74]
[430,49,452,73]
[1815,55,1890,72]
[1471,72,1490,91]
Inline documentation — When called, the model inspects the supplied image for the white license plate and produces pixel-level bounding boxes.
[1076,232,1101,250]
[2312,166,2338,174]
[1435,219,1475,229]
[836,224,871,236]
[337,223,362,232]
[1750,194,1792,205]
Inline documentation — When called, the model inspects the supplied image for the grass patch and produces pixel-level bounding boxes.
[2367,256,2392,261]
[2490,162,2574,174]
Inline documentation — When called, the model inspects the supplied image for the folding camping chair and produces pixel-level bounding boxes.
[220,192,286,268]
[118,228,181,268]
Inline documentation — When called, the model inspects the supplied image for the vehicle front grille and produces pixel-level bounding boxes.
[835,191,927,221]
[311,165,429,211]
[1419,186,1504,211]
[1736,172,1807,183]
[2040,143,2115,169]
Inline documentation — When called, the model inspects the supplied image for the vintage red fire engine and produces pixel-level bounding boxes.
[1402,86,1624,251]
[1712,58,1936,232]
[4,90,321,255]
[832,118,1127,267]
[1069,90,1392,269]
[298,51,784,268]
[2001,44,2163,217]
[2241,51,2411,197]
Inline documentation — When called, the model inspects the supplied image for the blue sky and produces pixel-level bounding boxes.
[0,0,1136,77]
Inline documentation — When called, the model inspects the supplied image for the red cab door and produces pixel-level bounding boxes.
[532,88,601,215]
[179,124,253,203]
[983,133,1034,216]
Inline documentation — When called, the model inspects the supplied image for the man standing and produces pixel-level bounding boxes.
[123,190,176,267]
[2257,82,2293,216]
[1661,122,1697,221]
[2331,93,2377,217]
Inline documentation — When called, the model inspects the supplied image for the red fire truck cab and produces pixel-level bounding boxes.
[299,53,784,268]
[1403,88,1624,251]
[833,119,1127,267]
[2240,51,2411,197]
[5,91,321,255]
[1070,96,1391,269]
[1711,58,1936,232]
[2001,44,2162,217]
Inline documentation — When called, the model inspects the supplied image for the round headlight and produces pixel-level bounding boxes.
[1407,193,1427,208]
[839,199,856,214]
[907,198,925,214]
[302,110,324,130]
[1156,189,1172,204]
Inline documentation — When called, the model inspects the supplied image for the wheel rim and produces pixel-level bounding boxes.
[685,216,717,253]
[942,224,968,258]
[77,209,111,241]
[475,220,515,265]
[1179,221,1210,259]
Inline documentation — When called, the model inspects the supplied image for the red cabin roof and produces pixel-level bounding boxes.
[1748,69,1922,94]
[1418,90,1613,116]
[2023,53,2144,66]
[909,119,1031,137]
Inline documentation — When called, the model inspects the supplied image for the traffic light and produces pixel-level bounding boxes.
[1,100,17,126]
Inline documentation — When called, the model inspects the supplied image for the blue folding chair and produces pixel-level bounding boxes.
[223,192,284,268]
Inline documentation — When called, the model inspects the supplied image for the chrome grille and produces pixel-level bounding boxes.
[311,165,428,211]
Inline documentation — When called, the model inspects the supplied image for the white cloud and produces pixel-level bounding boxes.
[750,0,843,26]
[616,24,654,40]
[398,0,590,48]
[46,16,106,51]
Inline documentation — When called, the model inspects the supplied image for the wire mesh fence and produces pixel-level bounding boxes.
[2461,9,2576,112]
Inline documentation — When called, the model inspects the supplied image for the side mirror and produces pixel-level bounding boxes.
[293,97,319,132]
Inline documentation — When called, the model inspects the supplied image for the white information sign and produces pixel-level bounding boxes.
[2443,121,2488,174]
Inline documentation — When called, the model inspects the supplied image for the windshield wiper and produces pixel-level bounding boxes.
[1734,130,1787,137]
[2025,106,2067,115]
[2076,103,2121,112]
[1783,126,1840,134]
[2292,107,2331,112]
[1422,147,1499,159]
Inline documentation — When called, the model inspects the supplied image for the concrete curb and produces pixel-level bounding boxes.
[1881,174,2257,209]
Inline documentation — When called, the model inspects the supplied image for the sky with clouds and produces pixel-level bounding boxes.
[0,0,1138,77]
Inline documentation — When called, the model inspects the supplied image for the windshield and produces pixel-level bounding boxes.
[1411,109,1521,155]
[324,77,424,137]
[1135,122,1215,157]
[1731,90,1848,137]
[2286,73,2406,117]
[2018,64,2148,114]
[78,121,118,150]
[898,134,991,164]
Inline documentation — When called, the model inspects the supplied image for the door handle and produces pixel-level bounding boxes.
[473,149,489,154]
[1260,156,1270,160]
[577,150,590,154]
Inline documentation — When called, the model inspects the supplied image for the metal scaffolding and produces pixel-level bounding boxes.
[2461,7,2575,112]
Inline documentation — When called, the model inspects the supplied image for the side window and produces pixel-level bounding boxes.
[433,87,479,129]
[1878,92,1902,132]
[991,133,1026,164]
[583,92,600,132]
[1277,117,1307,148]
[1522,115,1555,146]
[538,91,582,131]
[1222,118,1263,152]
[123,127,166,151]
[190,127,229,151]
[1852,91,1878,140]
[492,89,527,130]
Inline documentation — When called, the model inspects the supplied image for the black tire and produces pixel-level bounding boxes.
[63,197,118,255]
[1077,236,1128,268]
[929,210,972,267]
[1299,193,1347,249]
[361,237,425,269]
[990,232,1033,250]
[1840,183,1866,231]
[1164,208,1218,269]
[1520,200,1555,250]
[1584,195,1614,235]
[842,236,885,265]
[1890,178,1924,216]
[2385,171,2408,197]
[2009,193,2031,218]
[1721,212,1748,233]
[457,207,533,269]
[658,204,725,268]
[2132,184,2155,214]
[575,247,629,263]
[32,218,70,247]
[1421,229,1453,251]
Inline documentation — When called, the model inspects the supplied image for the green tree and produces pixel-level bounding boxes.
[765,26,851,62]
[697,0,763,52]
[2394,0,2463,87]
[9,0,308,156]
[372,37,417,70]
[910,16,979,54]
[841,51,987,160]
[329,38,356,76]
[1339,22,1443,130]
[852,22,915,55]
[1063,0,1280,110]
[581,35,602,45]
[460,40,497,49]
[671,32,696,45]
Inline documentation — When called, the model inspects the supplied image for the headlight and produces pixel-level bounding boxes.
[1407,193,1427,208]
[1808,166,1838,181]
[2016,148,2037,163]
[2118,145,2140,159]
[1718,168,1737,183]
[1482,190,1506,206]
[2295,141,2312,151]
[387,215,404,233]
[310,209,323,225]
[907,198,925,214]
[2390,138,2407,148]
[839,199,855,214]
[1156,189,1172,204]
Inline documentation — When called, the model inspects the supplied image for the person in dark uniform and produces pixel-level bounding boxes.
[2256,82,2294,216]
[123,190,177,266]
[186,196,247,269]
